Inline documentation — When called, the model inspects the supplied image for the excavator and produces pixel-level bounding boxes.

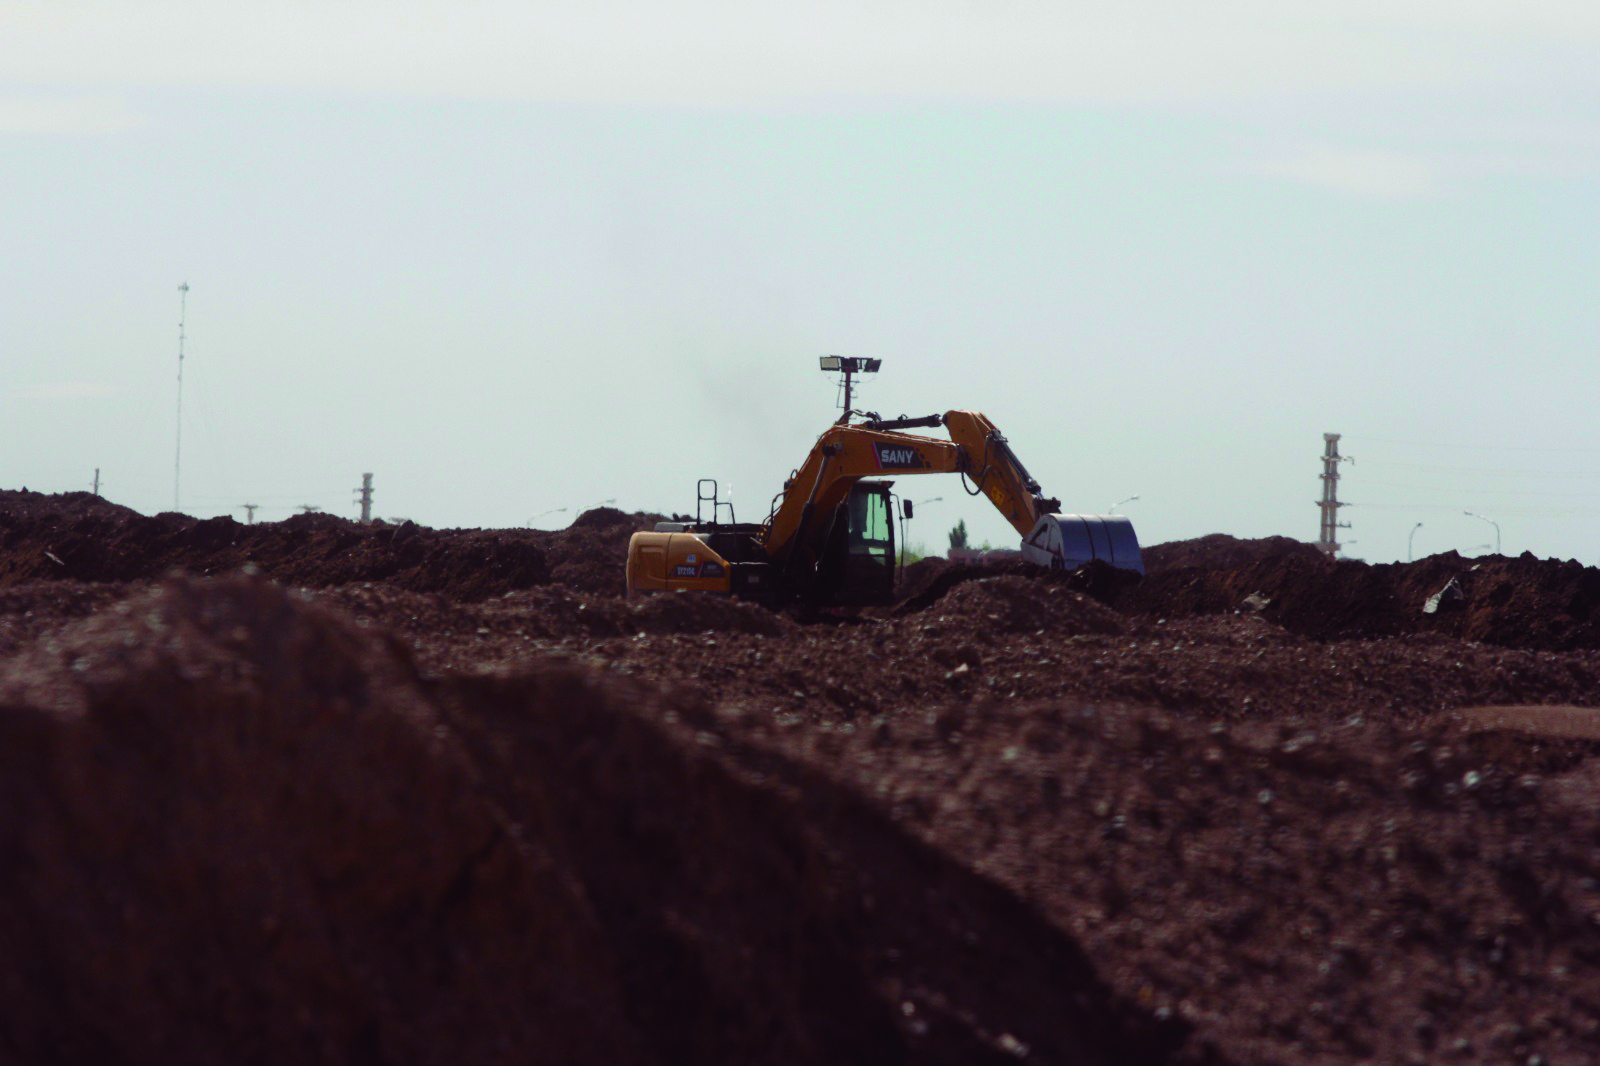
[626,357,1143,608]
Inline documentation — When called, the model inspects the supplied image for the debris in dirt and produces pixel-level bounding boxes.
[1423,576,1465,614]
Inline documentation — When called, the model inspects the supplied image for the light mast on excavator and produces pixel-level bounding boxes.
[820,355,882,425]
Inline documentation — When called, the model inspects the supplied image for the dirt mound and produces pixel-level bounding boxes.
[0,490,668,603]
[895,556,948,601]
[895,559,1142,617]
[0,491,552,600]
[630,590,795,636]
[544,507,659,595]
[542,526,633,595]
[0,576,639,1064]
[568,505,636,529]
[0,580,132,658]
[1142,533,1327,573]
[444,673,1189,1066]
[730,699,1600,1065]
[1108,550,1600,651]
[0,575,1187,1065]
[908,575,1125,637]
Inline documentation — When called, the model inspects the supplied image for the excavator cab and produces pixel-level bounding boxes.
[812,481,897,608]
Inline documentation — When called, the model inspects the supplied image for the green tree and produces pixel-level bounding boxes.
[948,518,969,552]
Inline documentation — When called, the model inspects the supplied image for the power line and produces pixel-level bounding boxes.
[1358,460,1600,481]
[1348,502,1600,518]
[178,490,352,502]
[1344,434,1600,455]
[1358,480,1600,500]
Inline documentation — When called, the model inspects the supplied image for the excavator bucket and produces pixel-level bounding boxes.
[1020,514,1145,575]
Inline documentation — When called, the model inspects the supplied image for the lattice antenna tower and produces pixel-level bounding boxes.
[174,282,189,511]
[1317,432,1352,557]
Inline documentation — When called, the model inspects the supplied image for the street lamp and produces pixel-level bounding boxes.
[1109,495,1140,514]
[1408,522,1422,562]
[1463,511,1500,555]
[588,497,617,512]
[526,507,567,527]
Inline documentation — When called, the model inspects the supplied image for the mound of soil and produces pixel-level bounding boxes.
[567,505,636,530]
[0,575,1186,1065]
[1106,551,1600,652]
[895,559,1142,617]
[0,580,131,658]
[918,575,1125,637]
[629,590,796,637]
[0,491,663,603]
[895,556,948,602]
[0,576,639,1065]
[893,542,1600,654]
[1142,534,1327,573]
[727,699,1600,1065]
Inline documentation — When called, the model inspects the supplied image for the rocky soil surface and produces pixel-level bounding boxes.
[4,488,1600,1065]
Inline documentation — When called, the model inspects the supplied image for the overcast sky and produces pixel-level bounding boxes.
[4,1,1597,563]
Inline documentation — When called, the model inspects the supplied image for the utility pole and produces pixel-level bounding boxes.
[242,503,259,524]
[174,282,189,511]
[1317,432,1351,557]
[298,505,321,514]
[91,468,100,497]
[354,473,374,524]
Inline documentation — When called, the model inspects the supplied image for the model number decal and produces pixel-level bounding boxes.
[673,561,725,578]
[874,443,927,469]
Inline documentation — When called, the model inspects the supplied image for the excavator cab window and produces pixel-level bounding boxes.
[815,482,896,607]
[847,487,894,562]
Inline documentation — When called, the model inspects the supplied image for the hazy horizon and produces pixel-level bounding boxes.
[5,2,1597,563]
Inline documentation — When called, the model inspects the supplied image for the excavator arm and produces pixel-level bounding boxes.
[759,410,1065,567]
[941,410,1062,538]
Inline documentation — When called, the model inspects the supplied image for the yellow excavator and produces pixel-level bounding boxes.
[626,357,1143,608]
